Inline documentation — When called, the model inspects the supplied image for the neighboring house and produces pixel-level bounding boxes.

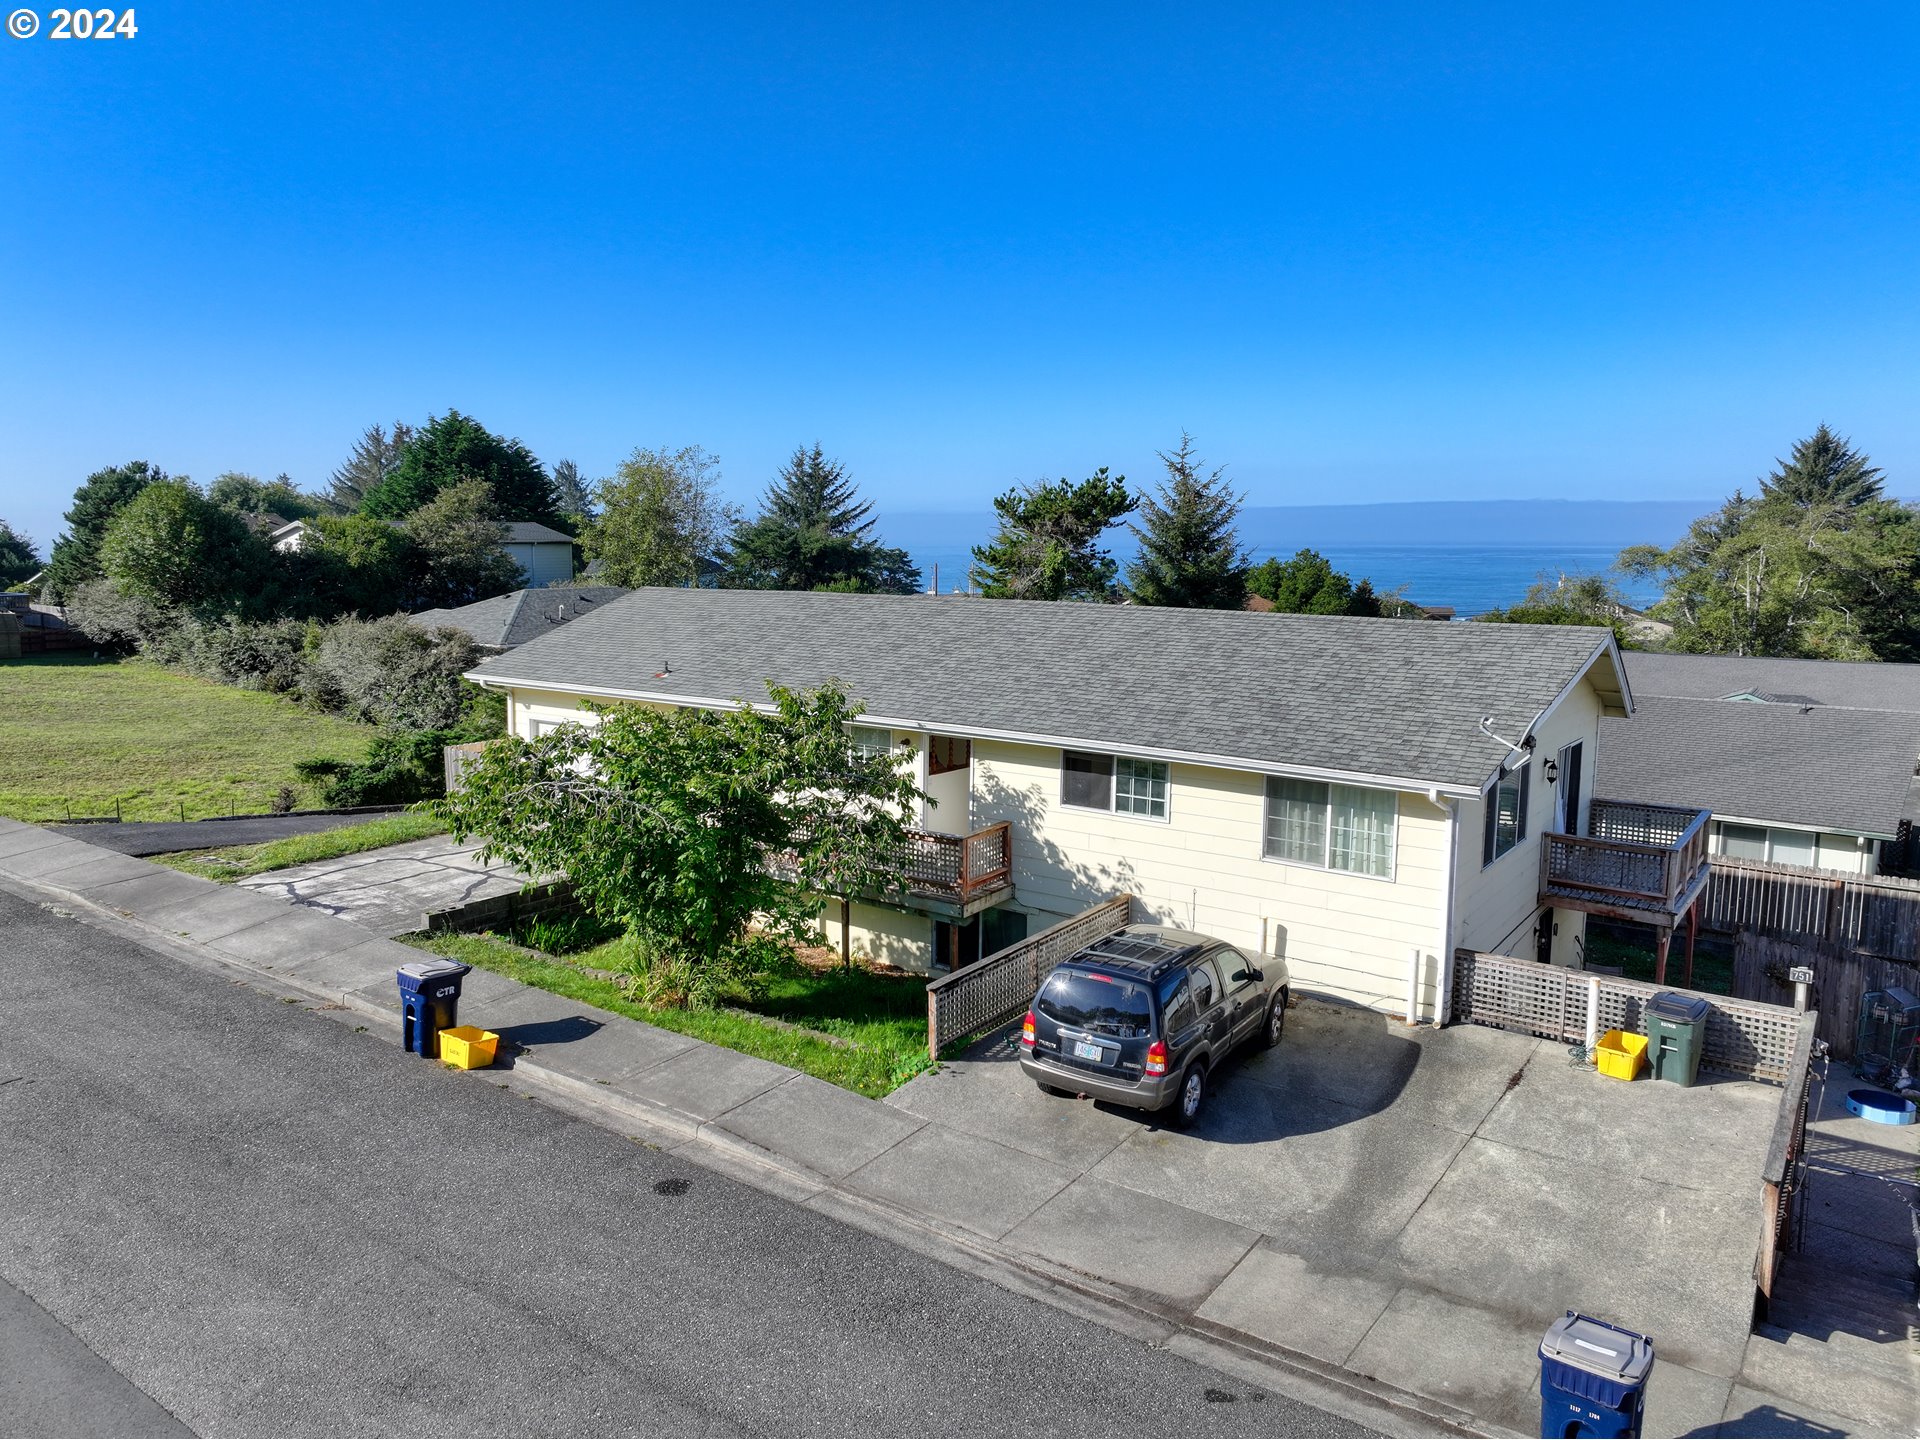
[1610,652,1920,876]
[501,522,577,588]
[268,519,312,553]
[271,517,575,587]
[464,589,1656,1015]
[409,586,629,655]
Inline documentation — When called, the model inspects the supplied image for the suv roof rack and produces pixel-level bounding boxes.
[1074,927,1206,976]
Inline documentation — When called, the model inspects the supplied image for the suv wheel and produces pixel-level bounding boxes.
[1258,990,1287,1051]
[1168,1063,1207,1129]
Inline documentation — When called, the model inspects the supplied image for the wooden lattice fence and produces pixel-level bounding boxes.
[925,895,1133,1059]
[1450,949,1803,1082]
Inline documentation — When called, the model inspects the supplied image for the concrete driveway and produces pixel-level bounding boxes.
[887,999,1781,1436]
[236,834,534,937]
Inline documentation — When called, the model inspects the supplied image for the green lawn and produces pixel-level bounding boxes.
[0,655,376,821]
[401,928,933,1097]
[152,811,448,880]
[1586,924,1736,995]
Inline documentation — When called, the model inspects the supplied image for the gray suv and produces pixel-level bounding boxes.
[1018,924,1288,1127]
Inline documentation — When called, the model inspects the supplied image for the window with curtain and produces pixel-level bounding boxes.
[1263,777,1396,878]
[850,725,893,761]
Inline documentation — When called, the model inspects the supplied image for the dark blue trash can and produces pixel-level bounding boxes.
[396,959,472,1059]
[1539,1312,1654,1438]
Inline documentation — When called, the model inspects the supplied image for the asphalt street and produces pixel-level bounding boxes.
[0,882,1367,1438]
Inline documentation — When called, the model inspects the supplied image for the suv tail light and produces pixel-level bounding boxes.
[1145,1040,1168,1076]
[1021,1011,1036,1048]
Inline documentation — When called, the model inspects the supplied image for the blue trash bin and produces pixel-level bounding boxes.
[396,959,472,1059]
[1539,1312,1654,1438]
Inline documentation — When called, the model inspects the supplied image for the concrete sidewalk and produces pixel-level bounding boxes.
[234,833,534,936]
[1,816,1894,1437]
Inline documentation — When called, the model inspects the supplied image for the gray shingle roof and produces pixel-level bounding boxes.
[1601,696,1920,837]
[411,586,629,650]
[468,588,1622,791]
[502,522,577,545]
[1624,651,1920,713]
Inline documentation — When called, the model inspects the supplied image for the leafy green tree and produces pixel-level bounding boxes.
[722,445,919,593]
[294,513,416,616]
[1125,434,1248,608]
[98,480,269,611]
[436,683,926,975]
[306,616,481,729]
[970,469,1134,600]
[1477,572,1635,646]
[361,411,559,524]
[324,422,413,513]
[41,460,166,601]
[0,519,41,587]
[1621,427,1920,660]
[1246,548,1383,616]
[207,471,326,523]
[398,478,523,608]
[588,446,738,588]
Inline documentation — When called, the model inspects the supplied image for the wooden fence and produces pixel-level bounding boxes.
[1449,949,1804,1082]
[925,895,1133,1059]
[1757,1013,1819,1306]
[1704,856,1920,957]
[1733,932,1920,1061]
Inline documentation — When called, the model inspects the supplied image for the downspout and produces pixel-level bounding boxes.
[1433,790,1459,1027]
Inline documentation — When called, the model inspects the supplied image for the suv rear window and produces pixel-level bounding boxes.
[1036,969,1155,1039]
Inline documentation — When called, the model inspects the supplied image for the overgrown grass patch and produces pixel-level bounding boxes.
[153,811,448,881]
[401,929,933,1097]
[0,654,376,821]
[1586,921,1735,995]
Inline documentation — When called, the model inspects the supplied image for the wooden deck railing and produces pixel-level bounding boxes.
[1541,798,1710,921]
[885,822,1013,905]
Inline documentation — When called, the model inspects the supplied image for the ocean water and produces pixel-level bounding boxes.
[907,542,1658,616]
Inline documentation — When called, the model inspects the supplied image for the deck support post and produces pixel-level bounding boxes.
[1684,902,1698,989]
[1654,927,1671,986]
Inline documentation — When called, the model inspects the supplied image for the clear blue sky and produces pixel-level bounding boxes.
[3,2,1917,552]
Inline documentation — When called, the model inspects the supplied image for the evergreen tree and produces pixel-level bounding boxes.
[1124,434,1248,608]
[361,411,559,525]
[325,422,412,513]
[551,459,596,526]
[207,471,326,523]
[1246,548,1384,616]
[721,444,918,593]
[41,460,166,601]
[1760,424,1884,512]
[0,519,40,587]
[970,470,1134,601]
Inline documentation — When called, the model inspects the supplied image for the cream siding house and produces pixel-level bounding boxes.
[467,589,1636,1016]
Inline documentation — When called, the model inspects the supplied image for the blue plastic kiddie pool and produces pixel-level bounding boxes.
[1846,1088,1917,1125]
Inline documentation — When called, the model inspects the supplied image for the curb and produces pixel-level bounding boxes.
[13,861,1493,1439]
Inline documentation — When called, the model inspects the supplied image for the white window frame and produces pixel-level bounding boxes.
[1114,756,1171,822]
[1261,776,1399,882]
[850,724,895,761]
[1060,750,1172,822]
[1482,758,1529,868]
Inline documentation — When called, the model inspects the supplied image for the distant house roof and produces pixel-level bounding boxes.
[501,522,576,545]
[1623,651,1920,714]
[411,586,628,651]
[1601,696,1920,838]
[466,588,1627,794]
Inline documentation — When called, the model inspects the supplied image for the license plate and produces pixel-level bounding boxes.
[1073,1040,1106,1062]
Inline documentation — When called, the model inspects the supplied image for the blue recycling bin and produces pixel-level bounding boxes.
[396,959,471,1059]
[1539,1312,1654,1438]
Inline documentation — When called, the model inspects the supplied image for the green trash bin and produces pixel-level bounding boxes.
[1645,992,1709,1085]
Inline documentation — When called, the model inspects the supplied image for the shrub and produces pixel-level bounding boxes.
[307,616,479,730]
[64,578,181,655]
[296,727,449,807]
[186,618,313,693]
